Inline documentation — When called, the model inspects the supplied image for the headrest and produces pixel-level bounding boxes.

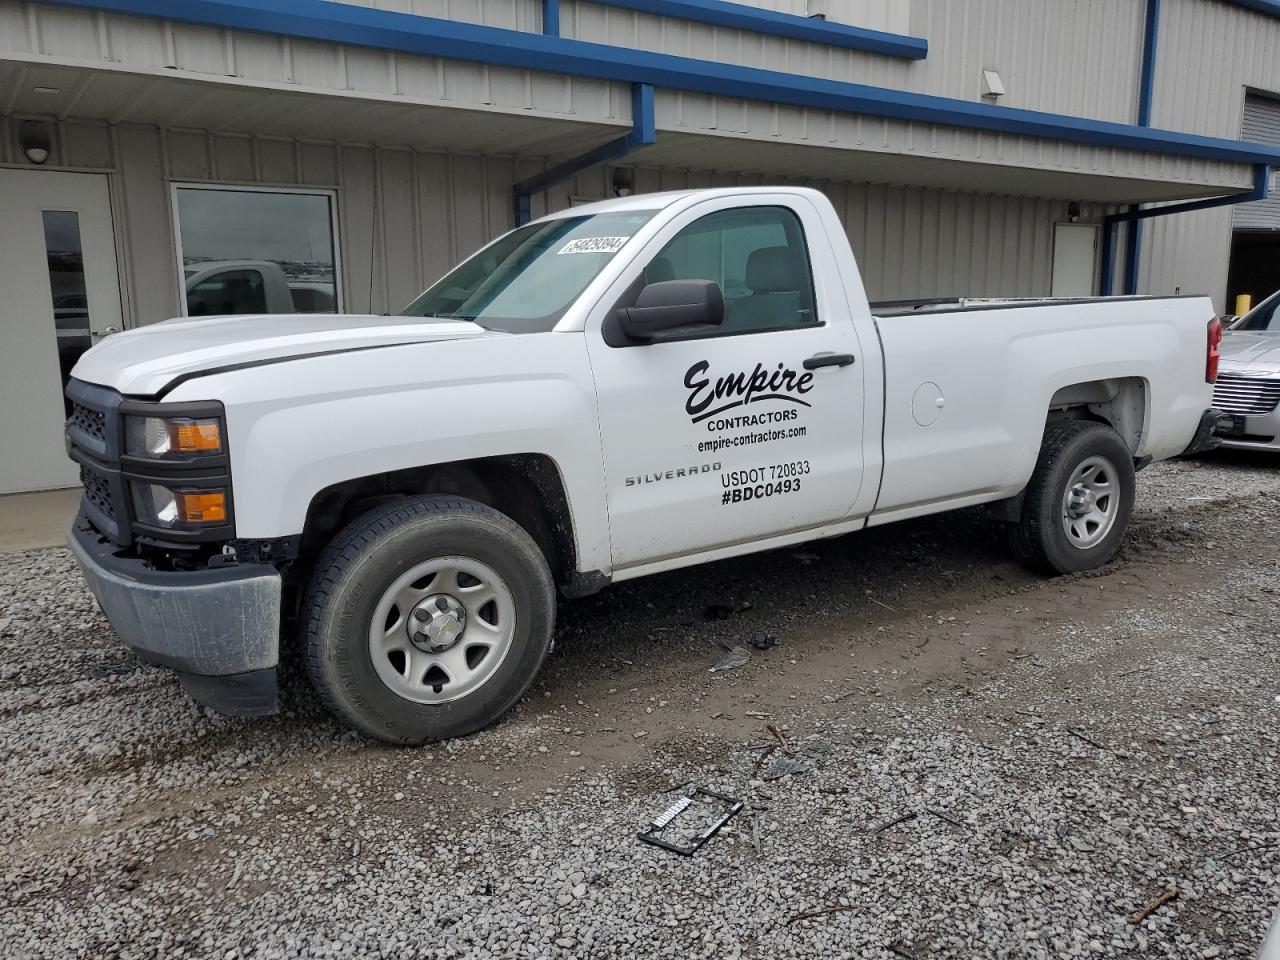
[746,246,799,294]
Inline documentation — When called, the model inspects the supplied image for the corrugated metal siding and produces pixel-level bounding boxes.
[0,115,1084,325]
[563,0,1143,120]
[1151,0,1280,139]
[1234,95,1280,230]
[0,0,620,127]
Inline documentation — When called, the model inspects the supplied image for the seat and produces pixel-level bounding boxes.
[728,246,803,331]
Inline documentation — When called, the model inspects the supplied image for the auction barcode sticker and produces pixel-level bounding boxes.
[557,236,629,255]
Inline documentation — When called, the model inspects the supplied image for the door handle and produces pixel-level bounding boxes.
[803,353,856,370]
[92,326,120,339]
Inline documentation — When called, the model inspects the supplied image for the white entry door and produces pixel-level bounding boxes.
[1051,223,1099,298]
[0,169,123,494]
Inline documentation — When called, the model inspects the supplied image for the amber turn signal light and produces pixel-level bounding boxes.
[176,491,227,524]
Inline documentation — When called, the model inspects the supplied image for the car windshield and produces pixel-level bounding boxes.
[401,211,656,334]
[1235,290,1280,332]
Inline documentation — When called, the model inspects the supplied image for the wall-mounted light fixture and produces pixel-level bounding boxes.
[612,169,633,198]
[19,120,51,165]
[1068,202,1081,223]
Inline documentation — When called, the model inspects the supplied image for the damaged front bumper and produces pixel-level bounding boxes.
[68,515,282,716]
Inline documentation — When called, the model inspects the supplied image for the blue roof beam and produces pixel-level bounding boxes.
[46,0,1280,169]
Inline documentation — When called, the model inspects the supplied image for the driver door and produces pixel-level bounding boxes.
[585,194,867,569]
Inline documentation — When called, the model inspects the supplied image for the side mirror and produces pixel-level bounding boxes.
[618,280,724,340]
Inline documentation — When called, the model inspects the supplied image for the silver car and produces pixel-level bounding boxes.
[1214,290,1280,451]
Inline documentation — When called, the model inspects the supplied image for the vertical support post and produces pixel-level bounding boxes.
[542,0,559,36]
[1100,218,1118,297]
[1124,0,1162,295]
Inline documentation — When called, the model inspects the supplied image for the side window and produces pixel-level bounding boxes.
[186,269,267,316]
[643,205,819,337]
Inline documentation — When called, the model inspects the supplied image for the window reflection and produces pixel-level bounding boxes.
[175,188,339,316]
[43,210,90,414]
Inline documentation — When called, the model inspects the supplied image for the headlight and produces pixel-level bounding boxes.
[125,416,223,459]
[130,482,228,528]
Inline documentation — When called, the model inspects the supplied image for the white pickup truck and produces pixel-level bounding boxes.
[66,187,1222,744]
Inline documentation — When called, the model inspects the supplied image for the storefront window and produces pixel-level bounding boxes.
[174,187,339,316]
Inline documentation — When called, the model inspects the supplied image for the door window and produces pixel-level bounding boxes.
[42,210,90,413]
[174,186,339,315]
[639,206,819,337]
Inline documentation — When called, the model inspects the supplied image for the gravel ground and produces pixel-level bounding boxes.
[2,452,1279,959]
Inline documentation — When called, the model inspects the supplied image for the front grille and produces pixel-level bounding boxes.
[1212,373,1280,416]
[70,402,106,442]
[79,464,115,521]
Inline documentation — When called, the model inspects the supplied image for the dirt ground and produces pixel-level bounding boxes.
[3,452,1279,958]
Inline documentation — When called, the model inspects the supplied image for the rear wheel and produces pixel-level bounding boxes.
[301,496,555,744]
[1010,421,1136,575]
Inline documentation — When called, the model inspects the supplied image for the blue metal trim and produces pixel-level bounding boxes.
[543,0,559,36]
[1100,164,1271,294]
[513,83,656,224]
[594,0,926,60]
[46,0,1280,167]
[1225,0,1280,17]
[1137,0,1161,127]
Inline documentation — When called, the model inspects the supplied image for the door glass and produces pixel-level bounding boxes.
[186,268,267,316]
[175,187,339,315]
[42,210,90,413]
[642,206,820,337]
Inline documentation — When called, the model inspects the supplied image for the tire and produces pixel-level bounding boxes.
[301,496,555,744]
[1010,420,1136,575]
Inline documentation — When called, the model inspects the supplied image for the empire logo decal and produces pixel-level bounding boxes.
[684,360,815,424]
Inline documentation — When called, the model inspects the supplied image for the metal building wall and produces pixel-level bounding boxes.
[0,114,1084,325]
[1138,0,1280,309]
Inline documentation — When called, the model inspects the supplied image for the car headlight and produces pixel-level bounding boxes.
[130,482,229,528]
[125,415,223,459]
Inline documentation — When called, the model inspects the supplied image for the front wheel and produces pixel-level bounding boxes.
[301,496,556,744]
[1010,420,1136,575]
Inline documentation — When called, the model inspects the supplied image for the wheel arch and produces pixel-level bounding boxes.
[1046,376,1149,456]
[296,453,581,594]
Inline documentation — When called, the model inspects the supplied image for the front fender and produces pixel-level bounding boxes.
[166,333,613,574]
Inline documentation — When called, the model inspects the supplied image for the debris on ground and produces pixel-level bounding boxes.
[746,633,782,650]
[636,787,745,856]
[763,756,814,780]
[1130,886,1179,924]
[709,645,751,672]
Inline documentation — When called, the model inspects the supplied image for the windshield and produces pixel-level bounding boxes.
[1236,289,1280,332]
[401,211,656,333]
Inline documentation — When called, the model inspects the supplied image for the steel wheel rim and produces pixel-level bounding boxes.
[368,556,516,705]
[1060,454,1119,550]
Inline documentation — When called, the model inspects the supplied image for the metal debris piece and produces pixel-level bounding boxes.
[637,787,744,857]
[710,646,751,672]
[747,633,782,650]
[763,756,813,780]
[871,811,919,834]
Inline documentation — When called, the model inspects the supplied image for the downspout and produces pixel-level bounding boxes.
[1118,0,1162,296]
[543,0,559,36]
[512,83,657,225]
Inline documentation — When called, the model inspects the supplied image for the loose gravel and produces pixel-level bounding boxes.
[2,453,1278,959]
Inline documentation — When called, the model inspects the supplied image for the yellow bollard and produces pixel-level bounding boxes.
[1235,293,1253,316]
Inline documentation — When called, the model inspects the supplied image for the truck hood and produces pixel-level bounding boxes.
[72,313,499,396]
[1220,331,1280,372]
